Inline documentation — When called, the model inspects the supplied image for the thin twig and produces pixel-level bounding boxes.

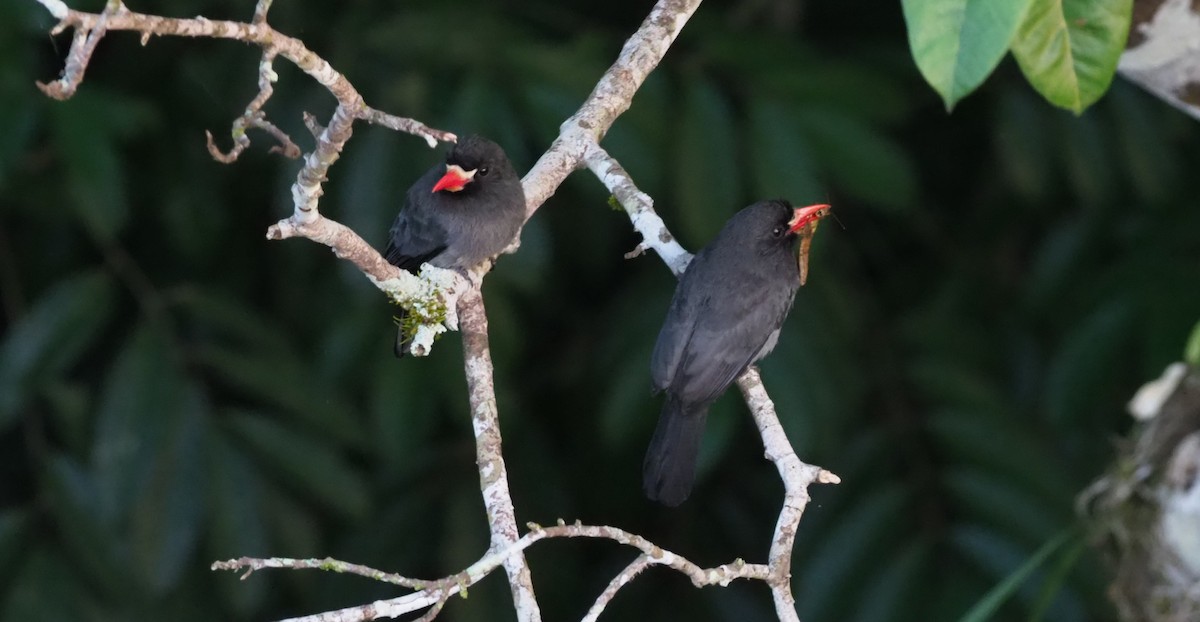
[581,555,654,622]
[211,556,428,589]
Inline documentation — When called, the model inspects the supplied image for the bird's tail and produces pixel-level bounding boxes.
[643,395,709,506]
[393,310,410,358]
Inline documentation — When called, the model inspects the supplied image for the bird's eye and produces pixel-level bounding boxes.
[772,226,785,237]
[478,167,490,177]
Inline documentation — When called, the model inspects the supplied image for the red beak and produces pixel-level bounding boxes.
[787,203,831,234]
[432,164,477,193]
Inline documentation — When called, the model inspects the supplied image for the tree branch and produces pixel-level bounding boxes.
[214,521,773,622]
[36,0,840,620]
[520,0,703,219]
[586,139,840,621]
[35,0,462,355]
[458,284,541,621]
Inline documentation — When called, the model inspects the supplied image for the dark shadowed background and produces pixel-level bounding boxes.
[4,0,1200,620]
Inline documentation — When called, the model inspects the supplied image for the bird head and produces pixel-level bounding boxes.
[431,135,514,194]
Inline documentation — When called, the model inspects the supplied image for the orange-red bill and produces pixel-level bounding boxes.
[790,203,831,286]
[787,203,831,234]
[432,164,476,193]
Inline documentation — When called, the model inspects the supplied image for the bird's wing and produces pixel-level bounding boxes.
[664,275,794,405]
[650,284,698,393]
[384,188,449,273]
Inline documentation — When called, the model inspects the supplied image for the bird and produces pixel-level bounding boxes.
[384,135,526,356]
[643,200,831,506]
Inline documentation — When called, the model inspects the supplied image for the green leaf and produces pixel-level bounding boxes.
[673,78,740,247]
[1010,0,1133,114]
[794,107,917,213]
[0,509,29,576]
[1045,300,1134,426]
[747,98,823,203]
[224,410,371,521]
[956,527,1078,622]
[0,549,94,622]
[0,271,116,431]
[42,455,130,599]
[50,94,128,240]
[902,0,1033,110]
[206,435,268,616]
[93,327,184,523]
[194,343,366,449]
[797,484,910,619]
[126,392,208,594]
[1185,318,1200,367]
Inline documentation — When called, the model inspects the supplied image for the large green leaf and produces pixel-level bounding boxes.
[224,410,371,521]
[747,98,823,203]
[1185,318,1200,367]
[0,549,94,622]
[0,271,116,431]
[206,435,268,616]
[796,484,910,620]
[194,343,366,449]
[902,0,1032,110]
[673,78,740,247]
[0,509,29,582]
[956,527,1079,622]
[126,392,208,595]
[92,327,184,523]
[1010,0,1132,114]
[43,455,130,600]
[793,107,917,213]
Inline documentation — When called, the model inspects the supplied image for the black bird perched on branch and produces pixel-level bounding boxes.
[384,135,526,356]
[644,200,831,506]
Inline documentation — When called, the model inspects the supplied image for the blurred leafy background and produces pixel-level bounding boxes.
[4,0,1200,620]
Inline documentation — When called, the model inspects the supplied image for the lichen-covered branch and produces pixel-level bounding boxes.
[737,368,841,620]
[35,0,838,620]
[34,0,460,355]
[583,142,690,274]
[458,285,541,622]
[214,521,772,622]
[1120,0,1200,123]
[590,137,840,620]
[520,0,703,218]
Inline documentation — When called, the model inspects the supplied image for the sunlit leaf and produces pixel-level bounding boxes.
[1010,0,1132,113]
[902,0,1032,110]
[1187,319,1200,367]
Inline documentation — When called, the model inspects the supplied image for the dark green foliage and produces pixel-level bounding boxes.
[4,1,1200,621]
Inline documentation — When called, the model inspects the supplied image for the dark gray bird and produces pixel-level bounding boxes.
[385,135,525,356]
[644,200,831,506]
